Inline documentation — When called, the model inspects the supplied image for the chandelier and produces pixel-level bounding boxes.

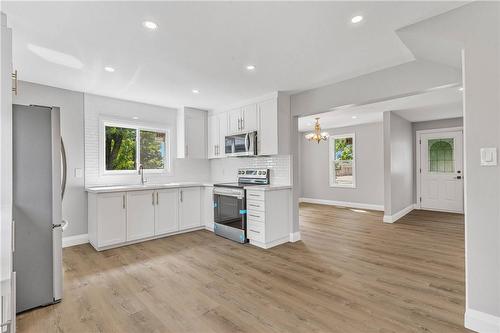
[305,118,329,143]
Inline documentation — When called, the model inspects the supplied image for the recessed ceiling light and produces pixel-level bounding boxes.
[352,115,357,119]
[104,66,115,72]
[142,21,158,30]
[192,89,200,94]
[132,116,139,120]
[351,15,363,24]
[246,64,256,71]
[458,87,464,91]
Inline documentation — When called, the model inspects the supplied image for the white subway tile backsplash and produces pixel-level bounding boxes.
[210,155,291,185]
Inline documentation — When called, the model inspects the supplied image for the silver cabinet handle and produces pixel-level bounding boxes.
[248,193,260,197]
[249,229,260,234]
[156,192,159,205]
[248,204,259,207]
[152,192,155,205]
[123,194,126,209]
[180,190,183,202]
[242,116,245,130]
[249,214,260,218]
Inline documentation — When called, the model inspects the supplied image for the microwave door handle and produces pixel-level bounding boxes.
[245,133,250,152]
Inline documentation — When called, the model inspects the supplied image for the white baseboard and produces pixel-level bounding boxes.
[62,233,89,248]
[289,231,301,242]
[299,197,384,211]
[383,204,415,223]
[465,308,500,333]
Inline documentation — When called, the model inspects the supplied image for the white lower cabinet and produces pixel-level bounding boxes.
[126,190,155,241]
[179,187,202,229]
[246,189,290,249]
[89,192,127,248]
[155,188,179,235]
[88,186,205,251]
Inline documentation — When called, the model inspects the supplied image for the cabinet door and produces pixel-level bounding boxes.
[97,192,126,247]
[242,104,258,132]
[179,187,201,230]
[258,99,278,156]
[218,112,228,158]
[228,109,241,134]
[155,188,179,235]
[207,115,218,159]
[126,190,155,241]
[185,111,207,159]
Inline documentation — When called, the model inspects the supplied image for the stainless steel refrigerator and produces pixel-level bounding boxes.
[13,104,64,313]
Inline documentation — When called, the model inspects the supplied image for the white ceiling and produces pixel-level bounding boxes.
[3,1,465,110]
[299,86,463,132]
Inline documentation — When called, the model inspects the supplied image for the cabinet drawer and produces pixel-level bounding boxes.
[246,191,265,201]
[247,199,265,212]
[247,209,265,223]
[247,221,265,243]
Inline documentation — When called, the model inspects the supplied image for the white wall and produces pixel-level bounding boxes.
[300,122,384,208]
[210,155,291,185]
[383,112,414,218]
[84,93,210,186]
[12,81,86,238]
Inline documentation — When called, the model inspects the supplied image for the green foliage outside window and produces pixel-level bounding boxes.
[105,126,137,170]
[105,125,167,171]
[334,138,353,160]
[140,130,166,169]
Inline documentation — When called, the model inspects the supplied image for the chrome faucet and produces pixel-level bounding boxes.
[138,164,145,185]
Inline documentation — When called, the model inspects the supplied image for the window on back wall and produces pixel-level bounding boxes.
[329,134,355,188]
[103,122,169,174]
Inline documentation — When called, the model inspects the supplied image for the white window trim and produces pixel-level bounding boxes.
[99,118,171,176]
[329,133,356,188]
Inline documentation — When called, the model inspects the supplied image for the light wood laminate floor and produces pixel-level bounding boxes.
[18,204,470,333]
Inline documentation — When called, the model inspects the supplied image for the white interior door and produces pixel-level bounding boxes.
[419,130,463,213]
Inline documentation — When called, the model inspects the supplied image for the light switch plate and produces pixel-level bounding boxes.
[74,168,83,178]
[480,148,497,166]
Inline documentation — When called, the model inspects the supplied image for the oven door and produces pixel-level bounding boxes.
[213,188,247,243]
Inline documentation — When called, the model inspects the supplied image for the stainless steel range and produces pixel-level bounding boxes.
[213,168,270,243]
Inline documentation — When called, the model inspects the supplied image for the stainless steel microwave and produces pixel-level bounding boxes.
[225,131,257,157]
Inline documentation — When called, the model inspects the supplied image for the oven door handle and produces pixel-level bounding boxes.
[213,190,244,199]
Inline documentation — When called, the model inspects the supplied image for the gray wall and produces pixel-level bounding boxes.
[383,112,414,216]
[300,122,384,207]
[412,117,463,203]
[13,81,86,237]
[398,2,500,319]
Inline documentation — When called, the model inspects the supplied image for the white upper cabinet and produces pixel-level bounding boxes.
[178,107,207,159]
[241,104,258,132]
[210,92,290,158]
[227,105,258,134]
[228,108,241,134]
[258,98,278,156]
[155,188,179,235]
[179,187,201,229]
[208,112,227,159]
[126,190,155,241]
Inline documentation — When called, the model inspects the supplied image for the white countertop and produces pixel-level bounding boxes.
[86,182,292,193]
[243,185,292,191]
[86,182,213,193]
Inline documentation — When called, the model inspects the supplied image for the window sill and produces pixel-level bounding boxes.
[330,184,356,189]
